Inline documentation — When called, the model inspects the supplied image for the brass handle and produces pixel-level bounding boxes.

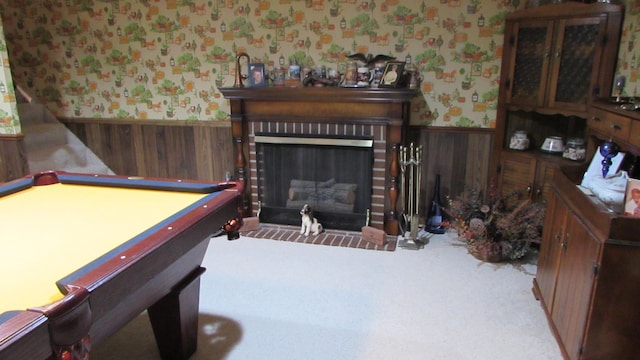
[610,124,622,131]
[562,232,570,252]
[592,116,601,122]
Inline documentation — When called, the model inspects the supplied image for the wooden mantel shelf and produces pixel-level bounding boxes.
[219,86,418,103]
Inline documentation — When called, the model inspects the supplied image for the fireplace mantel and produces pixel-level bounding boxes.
[220,87,418,235]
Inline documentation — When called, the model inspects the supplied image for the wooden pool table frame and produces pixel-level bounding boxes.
[0,171,243,360]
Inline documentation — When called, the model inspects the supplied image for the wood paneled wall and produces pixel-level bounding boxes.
[0,134,29,183]
[408,126,494,214]
[56,120,493,215]
[60,118,234,182]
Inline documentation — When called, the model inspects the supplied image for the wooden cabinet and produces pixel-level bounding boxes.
[552,213,599,360]
[533,167,640,360]
[505,11,619,113]
[498,150,559,201]
[589,104,632,143]
[491,3,623,198]
[590,99,640,149]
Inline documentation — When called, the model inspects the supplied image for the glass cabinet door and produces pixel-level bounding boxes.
[506,20,553,107]
[547,17,603,111]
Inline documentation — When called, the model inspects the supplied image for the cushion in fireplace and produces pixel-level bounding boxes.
[286,179,357,213]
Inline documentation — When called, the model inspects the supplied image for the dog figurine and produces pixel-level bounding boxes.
[300,204,323,236]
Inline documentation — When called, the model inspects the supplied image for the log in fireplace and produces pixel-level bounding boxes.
[220,87,418,235]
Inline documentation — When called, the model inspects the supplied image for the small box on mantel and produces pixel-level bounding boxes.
[361,226,387,246]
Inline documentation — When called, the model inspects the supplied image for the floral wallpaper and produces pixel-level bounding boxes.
[0,0,638,136]
[0,15,19,135]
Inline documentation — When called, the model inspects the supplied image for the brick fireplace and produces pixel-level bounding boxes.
[220,87,417,235]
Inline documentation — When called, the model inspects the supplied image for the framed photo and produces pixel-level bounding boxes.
[248,63,266,87]
[379,61,405,88]
[624,178,640,217]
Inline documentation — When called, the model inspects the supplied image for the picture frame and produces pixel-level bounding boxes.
[624,178,640,217]
[379,61,405,88]
[248,63,266,87]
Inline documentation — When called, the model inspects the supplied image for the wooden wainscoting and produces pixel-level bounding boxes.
[0,134,29,182]
[408,126,494,213]
[60,118,234,182]
[57,119,493,210]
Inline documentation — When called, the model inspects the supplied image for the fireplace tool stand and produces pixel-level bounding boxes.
[398,143,427,250]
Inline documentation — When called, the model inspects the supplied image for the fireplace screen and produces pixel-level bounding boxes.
[255,134,373,231]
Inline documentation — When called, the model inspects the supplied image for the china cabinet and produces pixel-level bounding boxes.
[492,2,623,201]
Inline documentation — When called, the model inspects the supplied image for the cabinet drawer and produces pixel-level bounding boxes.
[589,107,631,142]
[630,120,640,148]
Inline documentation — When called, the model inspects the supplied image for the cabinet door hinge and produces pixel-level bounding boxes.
[593,84,600,97]
[509,35,516,46]
[593,263,599,278]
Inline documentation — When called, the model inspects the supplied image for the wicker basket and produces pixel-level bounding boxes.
[467,240,503,263]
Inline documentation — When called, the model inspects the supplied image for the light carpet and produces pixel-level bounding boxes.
[92,232,562,360]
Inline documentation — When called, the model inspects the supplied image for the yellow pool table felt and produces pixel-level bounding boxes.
[1,182,209,314]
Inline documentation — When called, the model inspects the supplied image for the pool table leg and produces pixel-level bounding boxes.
[148,266,206,360]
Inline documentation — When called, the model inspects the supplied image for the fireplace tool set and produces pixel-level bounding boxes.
[398,143,427,249]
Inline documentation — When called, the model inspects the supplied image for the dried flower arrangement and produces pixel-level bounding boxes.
[443,184,546,262]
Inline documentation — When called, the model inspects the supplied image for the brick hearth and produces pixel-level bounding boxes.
[241,223,397,251]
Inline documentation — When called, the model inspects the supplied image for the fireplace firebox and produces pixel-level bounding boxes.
[220,86,418,235]
[255,134,373,231]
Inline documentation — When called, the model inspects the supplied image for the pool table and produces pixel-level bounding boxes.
[0,171,242,360]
